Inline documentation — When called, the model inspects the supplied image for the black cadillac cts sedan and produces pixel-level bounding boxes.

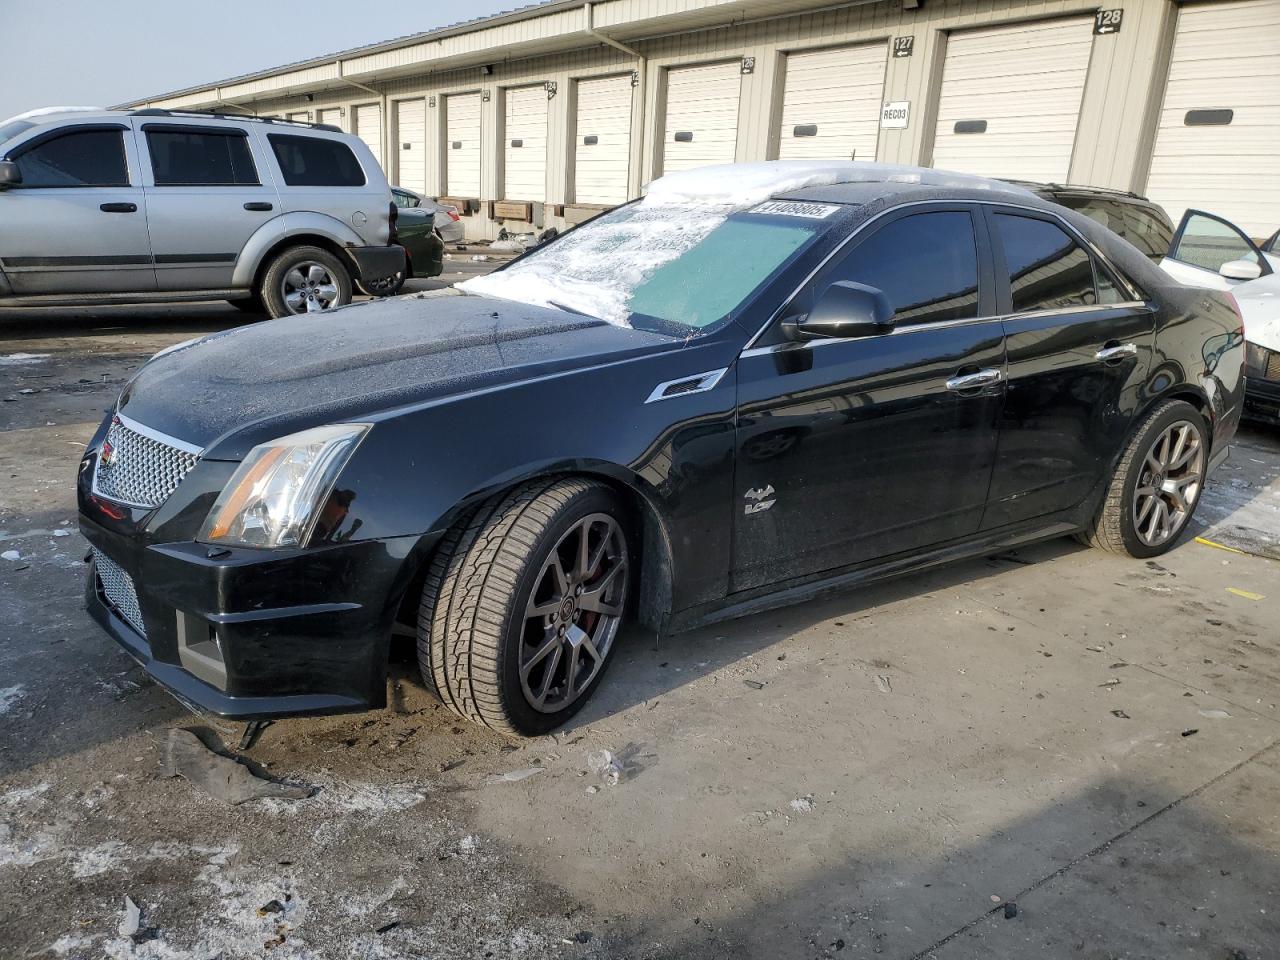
[78,162,1245,735]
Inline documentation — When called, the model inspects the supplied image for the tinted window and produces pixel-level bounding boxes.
[1170,211,1262,272]
[995,214,1096,313]
[268,134,365,186]
[1054,196,1172,264]
[12,129,127,187]
[146,129,258,186]
[825,211,979,326]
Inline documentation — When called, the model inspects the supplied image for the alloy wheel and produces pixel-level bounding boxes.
[1132,420,1204,547]
[519,513,628,713]
[281,262,340,314]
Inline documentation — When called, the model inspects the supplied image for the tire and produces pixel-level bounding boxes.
[417,478,632,736]
[362,270,406,298]
[259,245,353,318]
[1080,400,1209,558]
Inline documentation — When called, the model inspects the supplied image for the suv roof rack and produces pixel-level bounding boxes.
[127,108,342,133]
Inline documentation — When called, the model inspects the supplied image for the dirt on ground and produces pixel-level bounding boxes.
[2,291,1278,960]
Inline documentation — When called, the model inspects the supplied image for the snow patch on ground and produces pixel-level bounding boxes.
[0,352,51,364]
[0,685,25,714]
[255,776,427,816]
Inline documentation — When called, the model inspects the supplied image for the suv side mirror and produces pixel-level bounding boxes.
[1219,258,1262,281]
[783,281,896,341]
[0,161,21,189]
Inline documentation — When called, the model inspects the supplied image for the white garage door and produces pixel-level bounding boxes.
[286,111,310,124]
[574,75,632,205]
[931,18,1094,183]
[504,85,549,201]
[446,92,482,198]
[317,107,343,129]
[777,43,888,162]
[395,99,426,194]
[662,61,741,174]
[355,104,383,169]
[1146,0,1280,238]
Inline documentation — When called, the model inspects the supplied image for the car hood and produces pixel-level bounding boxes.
[117,291,675,458]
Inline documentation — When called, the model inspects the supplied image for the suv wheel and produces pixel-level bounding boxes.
[1080,399,1209,558]
[418,478,632,736]
[260,246,353,318]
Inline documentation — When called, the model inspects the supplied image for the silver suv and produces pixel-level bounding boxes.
[0,108,404,317]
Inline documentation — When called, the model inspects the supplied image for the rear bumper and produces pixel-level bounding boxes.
[1244,376,1280,425]
[81,514,428,720]
[347,244,406,284]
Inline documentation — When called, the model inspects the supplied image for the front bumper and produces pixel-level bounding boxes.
[81,512,427,720]
[1244,376,1280,425]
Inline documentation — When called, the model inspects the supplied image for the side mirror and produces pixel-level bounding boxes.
[0,160,21,189]
[783,281,895,341]
[1219,258,1262,281]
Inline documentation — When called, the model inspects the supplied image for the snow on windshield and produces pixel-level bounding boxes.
[459,161,1021,326]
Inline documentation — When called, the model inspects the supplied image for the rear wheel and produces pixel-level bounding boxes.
[260,245,352,318]
[1080,400,1208,557]
[417,478,631,736]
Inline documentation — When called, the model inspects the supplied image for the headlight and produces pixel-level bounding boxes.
[198,424,370,548]
[1245,340,1269,377]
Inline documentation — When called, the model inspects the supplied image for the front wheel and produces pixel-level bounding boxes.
[418,478,631,736]
[260,245,353,318]
[1080,399,1209,557]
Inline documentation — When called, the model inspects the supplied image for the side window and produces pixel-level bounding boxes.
[267,134,366,187]
[1170,211,1262,272]
[1056,196,1172,265]
[994,214,1096,313]
[146,129,259,186]
[12,129,128,187]
[822,211,980,326]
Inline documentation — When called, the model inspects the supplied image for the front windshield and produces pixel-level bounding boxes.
[460,200,827,335]
[0,119,34,150]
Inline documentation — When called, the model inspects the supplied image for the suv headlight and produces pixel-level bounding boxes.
[198,424,370,548]
[1245,340,1269,378]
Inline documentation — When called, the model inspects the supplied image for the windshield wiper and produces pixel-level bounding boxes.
[547,300,600,320]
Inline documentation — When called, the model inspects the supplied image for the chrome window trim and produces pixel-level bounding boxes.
[645,367,728,403]
[112,410,204,456]
[741,198,1150,353]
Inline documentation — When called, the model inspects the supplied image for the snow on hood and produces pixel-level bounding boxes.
[639,160,1023,208]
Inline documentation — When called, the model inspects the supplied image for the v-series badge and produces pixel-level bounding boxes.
[749,200,841,219]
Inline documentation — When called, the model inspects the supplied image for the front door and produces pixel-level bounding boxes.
[732,206,1006,591]
[0,123,154,295]
[981,206,1155,529]
[136,121,280,291]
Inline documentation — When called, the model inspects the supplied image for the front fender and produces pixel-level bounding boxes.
[232,212,368,288]
[328,339,742,615]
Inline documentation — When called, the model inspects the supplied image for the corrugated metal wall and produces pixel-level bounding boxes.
[193,0,1234,239]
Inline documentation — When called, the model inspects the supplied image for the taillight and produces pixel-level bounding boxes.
[388,201,398,244]
[448,210,460,221]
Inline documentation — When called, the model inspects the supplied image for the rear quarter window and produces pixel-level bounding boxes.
[267,134,366,187]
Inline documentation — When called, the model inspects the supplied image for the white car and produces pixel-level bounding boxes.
[392,187,464,244]
[1159,209,1280,425]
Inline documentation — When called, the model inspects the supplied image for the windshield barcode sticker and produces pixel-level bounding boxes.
[749,200,840,219]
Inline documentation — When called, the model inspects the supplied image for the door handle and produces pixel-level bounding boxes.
[1096,342,1138,363]
[243,201,273,211]
[99,202,137,213]
[946,368,1003,392]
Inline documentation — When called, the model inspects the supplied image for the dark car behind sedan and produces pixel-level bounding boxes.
[79,162,1245,737]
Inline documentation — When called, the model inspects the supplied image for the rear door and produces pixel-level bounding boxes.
[137,121,280,291]
[732,204,1006,590]
[981,206,1155,529]
[0,122,154,294]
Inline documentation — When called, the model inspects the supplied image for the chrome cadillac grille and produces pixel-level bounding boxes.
[93,548,146,638]
[92,414,200,509]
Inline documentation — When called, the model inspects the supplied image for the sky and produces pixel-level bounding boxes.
[0,0,521,121]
